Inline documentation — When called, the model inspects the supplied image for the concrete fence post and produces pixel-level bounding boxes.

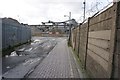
[111,1,120,78]
[74,29,77,51]
[84,17,91,69]
[78,24,82,58]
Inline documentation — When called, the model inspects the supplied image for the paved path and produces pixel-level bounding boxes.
[28,38,83,78]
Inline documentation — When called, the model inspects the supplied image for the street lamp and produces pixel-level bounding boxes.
[83,0,86,21]
[64,12,71,20]
[64,12,72,45]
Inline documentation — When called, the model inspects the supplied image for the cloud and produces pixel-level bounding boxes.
[0,0,113,25]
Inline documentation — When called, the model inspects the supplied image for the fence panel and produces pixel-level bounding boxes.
[71,3,119,78]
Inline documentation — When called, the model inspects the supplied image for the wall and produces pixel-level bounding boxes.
[2,18,31,50]
[113,2,120,78]
[0,18,2,57]
[71,2,119,78]
[117,2,120,78]
[86,4,117,78]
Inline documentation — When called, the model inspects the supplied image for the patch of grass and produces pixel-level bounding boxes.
[69,46,90,78]
[67,40,72,47]
[71,47,85,69]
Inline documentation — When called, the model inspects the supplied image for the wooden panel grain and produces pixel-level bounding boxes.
[87,49,108,71]
[88,38,110,49]
[88,43,109,61]
[88,30,111,40]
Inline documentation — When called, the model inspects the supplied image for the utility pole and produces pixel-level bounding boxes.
[64,12,72,45]
[69,12,72,46]
[83,0,86,21]
[17,15,20,22]
[69,12,71,20]
[64,12,71,20]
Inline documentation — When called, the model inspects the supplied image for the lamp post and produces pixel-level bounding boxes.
[64,12,72,45]
[64,12,71,20]
[83,0,86,21]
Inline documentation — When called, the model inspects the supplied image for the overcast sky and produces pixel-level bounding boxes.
[0,0,113,25]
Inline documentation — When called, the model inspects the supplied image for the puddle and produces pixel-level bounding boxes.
[6,66,10,69]
[32,39,41,43]
[18,48,25,52]
[31,39,43,46]
[34,39,41,42]
[23,58,41,66]
[10,51,18,57]
[47,45,50,48]
[5,55,9,58]
[52,39,56,40]
[25,48,33,52]
[19,55,22,56]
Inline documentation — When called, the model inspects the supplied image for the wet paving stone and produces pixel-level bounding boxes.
[28,38,82,78]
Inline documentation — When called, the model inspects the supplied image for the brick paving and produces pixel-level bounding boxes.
[28,38,83,78]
